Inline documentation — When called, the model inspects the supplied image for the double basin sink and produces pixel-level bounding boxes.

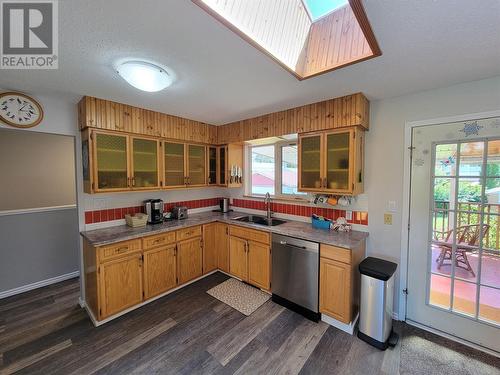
[232,214,287,227]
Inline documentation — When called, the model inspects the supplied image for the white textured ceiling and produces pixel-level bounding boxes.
[0,0,499,125]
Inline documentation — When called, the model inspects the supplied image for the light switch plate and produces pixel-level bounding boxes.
[346,210,353,220]
[384,213,393,225]
[388,200,397,212]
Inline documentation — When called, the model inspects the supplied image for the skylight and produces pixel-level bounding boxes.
[193,0,380,80]
[304,0,349,21]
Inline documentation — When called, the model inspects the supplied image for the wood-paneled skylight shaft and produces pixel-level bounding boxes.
[193,0,381,80]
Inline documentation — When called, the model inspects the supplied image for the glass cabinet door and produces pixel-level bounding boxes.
[188,144,206,186]
[208,146,217,185]
[131,137,158,189]
[325,131,351,191]
[164,142,185,187]
[299,135,322,190]
[95,132,129,190]
[218,146,226,185]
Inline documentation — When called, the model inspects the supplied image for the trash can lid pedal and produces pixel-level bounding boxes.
[359,257,397,281]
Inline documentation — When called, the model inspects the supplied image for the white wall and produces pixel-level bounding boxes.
[365,76,500,317]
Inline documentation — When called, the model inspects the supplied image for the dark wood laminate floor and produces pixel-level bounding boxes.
[0,273,498,375]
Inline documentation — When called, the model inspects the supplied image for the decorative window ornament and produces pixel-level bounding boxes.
[460,121,483,137]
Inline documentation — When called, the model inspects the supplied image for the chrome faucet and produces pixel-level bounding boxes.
[265,192,272,220]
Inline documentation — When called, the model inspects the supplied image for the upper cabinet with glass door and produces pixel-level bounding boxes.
[164,141,186,188]
[130,137,160,189]
[207,146,217,186]
[298,127,364,195]
[93,131,130,192]
[187,144,206,186]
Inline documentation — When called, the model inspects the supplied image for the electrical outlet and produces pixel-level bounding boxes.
[345,210,353,220]
[384,213,393,225]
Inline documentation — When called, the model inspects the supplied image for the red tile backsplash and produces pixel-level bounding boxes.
[231,198,368,226]
[85,197,368,226]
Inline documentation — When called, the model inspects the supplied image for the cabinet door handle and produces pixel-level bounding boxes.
[132,177,136,187]
[116,246,128,253]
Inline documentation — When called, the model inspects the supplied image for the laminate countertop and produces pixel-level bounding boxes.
[80,210,368,249]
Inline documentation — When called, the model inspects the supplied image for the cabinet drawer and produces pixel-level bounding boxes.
[320,244,351,264]
[142,231,176,250]
[176,226,202,241]
[99,239,142,261]
[229,225,270,245]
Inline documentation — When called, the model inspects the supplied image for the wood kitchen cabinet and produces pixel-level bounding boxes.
[298,127,364,195]
[229,225,271,290]
[187,144,206,186]
[319,243,365,324]
[163,141,206,188]
[143,245,177,300]
[99,252,143,319]
[216,223,229,272]
[177,237,203,284]
[202,223,219,274]
[83,130,161,193]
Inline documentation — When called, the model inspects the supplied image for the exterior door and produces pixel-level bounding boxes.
[164,142,185,188]
[99,254,143,318]
[247,241,270,290]
[298,133,323,191]
[187,144,206,186]
[143,245,177,299]
[130,137,160,189]
[177,237,203,284]
[229,236,248,280]
[407,115,500,353]
[94,132,130,191]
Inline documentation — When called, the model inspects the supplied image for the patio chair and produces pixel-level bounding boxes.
[435,224,490,277]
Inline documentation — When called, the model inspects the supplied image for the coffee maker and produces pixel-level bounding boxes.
[144,199,164,224]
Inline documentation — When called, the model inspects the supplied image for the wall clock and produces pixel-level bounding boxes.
[0,92,44,128]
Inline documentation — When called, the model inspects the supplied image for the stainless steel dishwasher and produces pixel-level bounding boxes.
[271,234,320,321]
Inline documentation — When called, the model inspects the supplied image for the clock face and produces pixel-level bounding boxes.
[0,93,43,128]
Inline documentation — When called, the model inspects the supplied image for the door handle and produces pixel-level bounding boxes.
[279,240,307,250]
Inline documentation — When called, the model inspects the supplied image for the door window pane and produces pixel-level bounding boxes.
[479,286,500,324]
[281,144,304,195]
[429,274,451,309]
[459,142,484,176]
[457,178,482,209]
[452,279,477,317]
[433,178,453,210]
[487,140,500,177]
[435,143,457,177]
[251,145,275,195]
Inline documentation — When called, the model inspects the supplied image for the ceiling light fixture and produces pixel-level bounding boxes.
[116,61,173,92]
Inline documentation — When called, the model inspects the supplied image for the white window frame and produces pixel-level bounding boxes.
[245,139,308,200]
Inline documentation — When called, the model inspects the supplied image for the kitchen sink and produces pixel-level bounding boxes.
[233,215,287,226]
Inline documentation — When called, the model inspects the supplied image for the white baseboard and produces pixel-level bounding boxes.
[406,319,500,358]
[322,313,359,335]
[0,271,80,299]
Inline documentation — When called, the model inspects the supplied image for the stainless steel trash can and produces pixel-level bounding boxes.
[357,257,397,350]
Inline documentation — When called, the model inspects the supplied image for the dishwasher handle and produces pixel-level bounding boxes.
[279,240,307,250]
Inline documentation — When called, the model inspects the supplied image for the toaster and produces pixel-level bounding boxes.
[171,206,188,220]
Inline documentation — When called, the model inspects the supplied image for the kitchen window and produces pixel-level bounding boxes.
[247,139,307,199]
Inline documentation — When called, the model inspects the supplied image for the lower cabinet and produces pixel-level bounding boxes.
[247,241,270,290]
[99,252,143,319]
[319,258,350,323]
[143,245,177,300]
[228,225,271,290]
[177,237,203,284]
[202,223,219,274]
[319,243,365,324]
[229,236,248,280]
[216,223,230,273]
